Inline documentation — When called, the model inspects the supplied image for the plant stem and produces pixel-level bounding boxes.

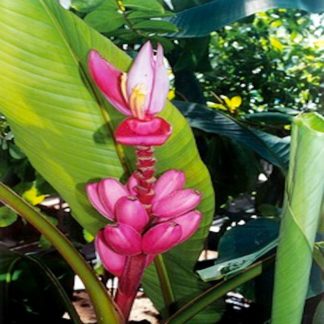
[165,254,275,324]
[0,182,121,324]
[154,254,175,312]
[115,255,147,319]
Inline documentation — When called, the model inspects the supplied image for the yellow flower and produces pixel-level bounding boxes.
[23,185,46,206]
[221,95,242,114]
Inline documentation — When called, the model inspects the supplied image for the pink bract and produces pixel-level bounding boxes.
[88,41,169,120]
[115,117,172,146]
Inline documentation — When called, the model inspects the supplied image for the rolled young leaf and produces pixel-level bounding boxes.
[271,113,324,324]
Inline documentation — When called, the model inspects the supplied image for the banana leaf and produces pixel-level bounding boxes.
[175,101,290,172]
[197,218,279,282]
[272,113,324,324]
[167,0,324,38]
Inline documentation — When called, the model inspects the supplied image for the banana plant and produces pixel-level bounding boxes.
[0,0,215,322]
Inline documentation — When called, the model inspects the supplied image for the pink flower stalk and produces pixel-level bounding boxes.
[88,41,172,146]
[87,170,202,319]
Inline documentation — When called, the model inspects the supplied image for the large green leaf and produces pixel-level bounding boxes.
[175,101,290,172]
[167,0,324,37]
[272,113,324,324]
[0,0,214,320]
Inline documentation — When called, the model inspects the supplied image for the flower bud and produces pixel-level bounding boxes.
[152,189,201,219]
[103,223,142,256]
[115,196,149,233]
[174,211,202,244]
[95,231,126,277]
[142,222,181,254]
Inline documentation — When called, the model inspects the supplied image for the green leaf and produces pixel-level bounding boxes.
[127,10,174,20]
[244,112,293,125]
[0,246,80,323]
[8,143,25,159]
[85,10,125,32]
[313,241,324,272]
[171,0,207,12]
[39,215,59,249]
[71,0,106,12]
[133,20,178,33]
[124,0,164,13]
[313,299,324,324]
[83,229,95,243]
[175,101,290,171]
[272,113,324,324]
[143,256,224,323]
[0,205,17,227]
[0,0,215,320]
[307,238,324,299]
[166,0,324,37]
[197,218,280,282]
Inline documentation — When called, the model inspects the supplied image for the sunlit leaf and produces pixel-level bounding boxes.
[83,229,95,243]
[71,0,106,12]
[207,102,227,111]
[270,36,284,51]
[124,0,164,13]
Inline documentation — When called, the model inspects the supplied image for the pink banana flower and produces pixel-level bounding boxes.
[88,41,203,321]
[87,170,201,276]
[87,170,201,320]
[88,41,172,146]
